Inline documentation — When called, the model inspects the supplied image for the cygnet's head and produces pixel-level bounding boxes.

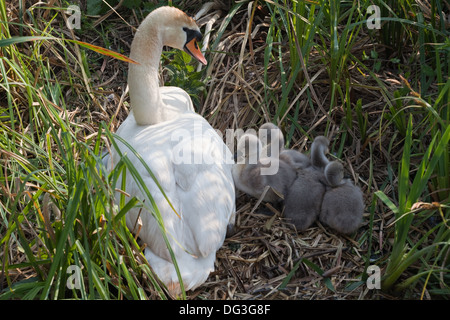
[324,161,344,187]
[259,123,284,148]
[135,6,207,65]
[259,122,284,157]
[312,136,329,153]
[235,133,262,164]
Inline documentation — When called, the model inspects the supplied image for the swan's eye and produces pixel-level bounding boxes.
[183,27,203,43]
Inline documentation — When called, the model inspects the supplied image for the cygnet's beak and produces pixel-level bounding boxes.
[184,38,207,65]
[233,152,238,163]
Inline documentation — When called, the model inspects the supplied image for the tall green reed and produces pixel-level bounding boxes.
[261,0,449,296]
[372,0,449,294]
[0,1,180,299]
[376,116,449,294]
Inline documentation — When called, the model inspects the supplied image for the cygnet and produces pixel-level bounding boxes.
[259,122,310,170]
[232,133,296,204]
[310,135,346,187]
[256,125,323,231]
[310,136,365,234]
[310,135,332,171]
[283,165,326,231]
[319,178,364,234]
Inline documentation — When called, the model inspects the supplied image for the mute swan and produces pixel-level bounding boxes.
[259,122,310,170]
[310,137,364,234]
[107,6,235,295]
[232,133,296,204]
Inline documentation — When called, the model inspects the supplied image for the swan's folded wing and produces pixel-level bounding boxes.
[171,122,235,257]
[160,86,195,113]
[112,114,235,260]
[176,163,235,257]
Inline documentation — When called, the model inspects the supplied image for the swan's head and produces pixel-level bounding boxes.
[140,6,207,65]
[235,133,262,164]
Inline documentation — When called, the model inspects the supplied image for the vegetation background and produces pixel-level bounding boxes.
[0,0,448,299]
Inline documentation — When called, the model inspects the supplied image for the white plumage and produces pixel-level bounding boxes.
[106,6,235,295]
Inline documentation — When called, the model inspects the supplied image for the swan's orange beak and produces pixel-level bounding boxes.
[184,38,207,65]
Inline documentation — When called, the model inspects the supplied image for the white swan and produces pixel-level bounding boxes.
[107,6,235,295]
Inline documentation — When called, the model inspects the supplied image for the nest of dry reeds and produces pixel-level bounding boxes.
[5,0,442,300]
[89,1,400,300]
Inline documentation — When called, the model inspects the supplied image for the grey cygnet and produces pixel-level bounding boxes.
[311,136,365,234]
[310,137,345,187]
[232,133,296,204]
[282,135,335,231]
[320,178,364,234]
[283,166,326,231]
[259,122,311,170]
[257,123,322,230]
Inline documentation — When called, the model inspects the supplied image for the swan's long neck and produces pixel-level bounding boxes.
[127,15,166,125]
